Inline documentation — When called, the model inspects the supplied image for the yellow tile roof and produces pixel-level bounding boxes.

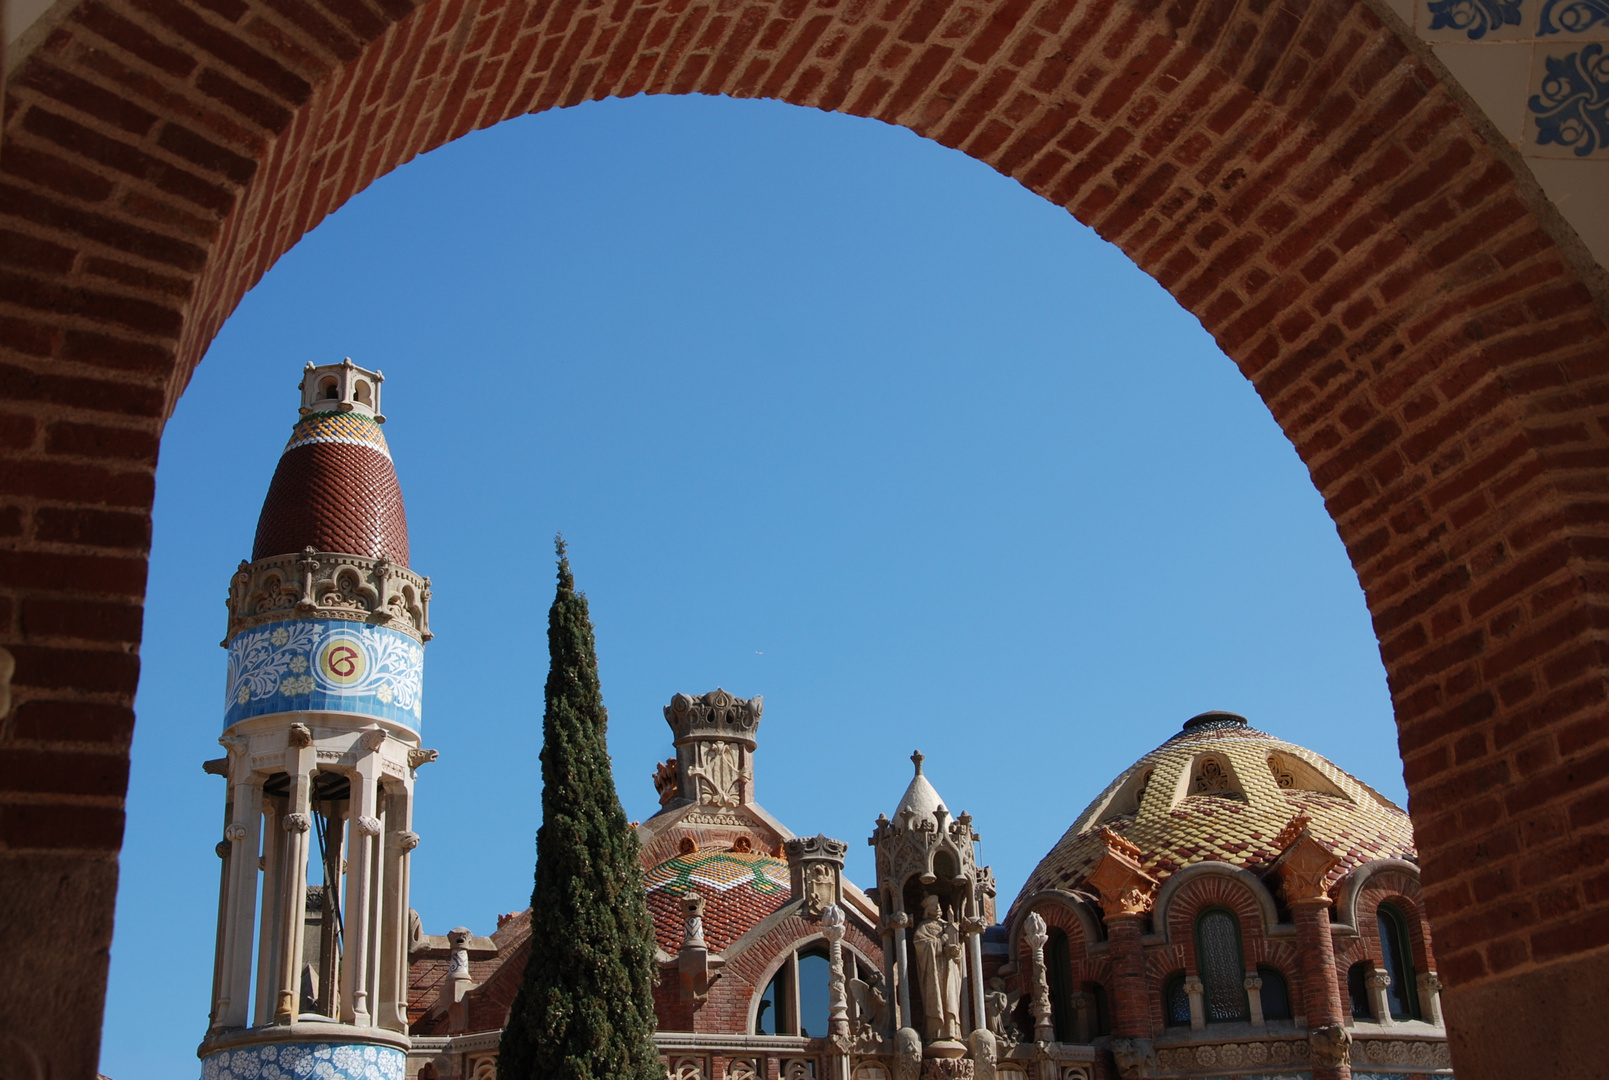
[1012,720,1415,912]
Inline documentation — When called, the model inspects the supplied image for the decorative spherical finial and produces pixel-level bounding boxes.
[911,750,925,775]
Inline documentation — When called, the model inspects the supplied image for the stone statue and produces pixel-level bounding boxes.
[984,978,1017,1044]
[911,894,964,1043]
[895,1027,923,1080]
[850,968,890,1034]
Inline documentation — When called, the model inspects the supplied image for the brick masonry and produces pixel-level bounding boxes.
[3,0,1609,1074]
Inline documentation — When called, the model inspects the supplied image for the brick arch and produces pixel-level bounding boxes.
[4,0,1609,1074]
[1355,867,1437,975]
[1164,870,1269,968]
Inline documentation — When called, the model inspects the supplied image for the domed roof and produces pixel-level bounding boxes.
[253,410,410,565]
[643,847,791,953]
[894,750,947,823]
[1013,712,1415,909]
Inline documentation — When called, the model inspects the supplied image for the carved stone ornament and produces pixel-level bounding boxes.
[687,739,745,808]
[1308,1024,1351,1068]
[970,1028,997,1080]
[787,833,849,915]
[408,748,439,769]
[282,813,311,833]
[225,822,249,843]
[355,815,382,836]
[360,729,387,752]
[1271,816,1341,905]
[895,1028,923,1080]
[397,830,421,851]
[1109,1038,1157,1080]
[215,840,232,858]
[653,758,679,805]
[225,548,432,645]
[665,688,763,748]
[288,723,314,748]
[1085,829,1157,917]
[681,892,707,946]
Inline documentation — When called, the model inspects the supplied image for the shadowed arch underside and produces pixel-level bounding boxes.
[3,0,1609,1074]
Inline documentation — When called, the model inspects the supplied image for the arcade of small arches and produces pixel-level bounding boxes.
[3,0,1609,1075]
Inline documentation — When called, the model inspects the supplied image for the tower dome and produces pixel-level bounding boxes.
[1013,711,1416,908]
[252,358,410,565]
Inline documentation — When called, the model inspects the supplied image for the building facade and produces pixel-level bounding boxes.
[200,367,1451,1080]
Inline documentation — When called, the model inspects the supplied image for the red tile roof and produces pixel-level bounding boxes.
[253,415,409,564]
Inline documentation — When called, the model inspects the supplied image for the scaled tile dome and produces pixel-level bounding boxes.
[1014,712,1416,906]
[643,846,792,954]
[253,409,411,566]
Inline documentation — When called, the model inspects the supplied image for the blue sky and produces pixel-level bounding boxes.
[103,94,1401,1077]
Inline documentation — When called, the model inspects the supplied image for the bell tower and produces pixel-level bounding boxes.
[199,360,435,1079]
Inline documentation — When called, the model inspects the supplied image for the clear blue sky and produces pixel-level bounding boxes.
[103,94,1401,1077]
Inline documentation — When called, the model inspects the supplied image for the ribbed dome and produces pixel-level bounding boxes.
[252,411,410,566]
[1013,713,1415,910]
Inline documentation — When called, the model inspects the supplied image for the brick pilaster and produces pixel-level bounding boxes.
[1106,913,1150,1039]
[1293,899,1348,1080]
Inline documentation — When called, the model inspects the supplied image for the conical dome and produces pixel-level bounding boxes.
[894,750,948,824]
[1012,712,1415,910]
[252,361,410,566]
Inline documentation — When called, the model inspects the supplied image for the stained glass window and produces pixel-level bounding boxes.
[1196,909,1249,1022]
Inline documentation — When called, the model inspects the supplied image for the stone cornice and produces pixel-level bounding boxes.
[226,547,431,645]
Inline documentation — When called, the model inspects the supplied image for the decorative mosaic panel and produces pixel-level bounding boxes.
[644,849,790,895]
[199,1041,405,1080]
[284,411,391,460]
[223,619,424,731]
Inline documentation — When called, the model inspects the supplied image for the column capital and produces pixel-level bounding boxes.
[1270,815,1340,906]
[1087,828,1158,917]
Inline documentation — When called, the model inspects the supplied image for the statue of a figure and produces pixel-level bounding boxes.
[850,968,890,1033]
[984,977,1017,1044]
[911,894,964,1043]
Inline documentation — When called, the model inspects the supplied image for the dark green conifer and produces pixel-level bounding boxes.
[498,538,661,1080]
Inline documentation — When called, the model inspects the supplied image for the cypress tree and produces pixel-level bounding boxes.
[499,538,661,1080]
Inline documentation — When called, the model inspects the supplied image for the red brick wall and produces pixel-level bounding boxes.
[3,0,1609,1074]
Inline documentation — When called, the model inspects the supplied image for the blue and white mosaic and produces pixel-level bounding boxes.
[224,619,424,731]
[200,1042,404,1080]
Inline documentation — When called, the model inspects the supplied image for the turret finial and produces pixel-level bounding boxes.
[912,750,925,775]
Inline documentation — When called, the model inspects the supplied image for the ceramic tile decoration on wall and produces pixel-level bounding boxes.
[200,1043,406,1080]
[222,619,426,731]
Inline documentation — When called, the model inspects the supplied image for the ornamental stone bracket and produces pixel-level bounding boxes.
[1086,829,1158,917]
[1269,816,1341,906]
[225,548,432,645]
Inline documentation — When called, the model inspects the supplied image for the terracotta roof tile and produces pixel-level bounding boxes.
[253,412,409,564]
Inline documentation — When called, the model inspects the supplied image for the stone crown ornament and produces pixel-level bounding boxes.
[665,689,763,749]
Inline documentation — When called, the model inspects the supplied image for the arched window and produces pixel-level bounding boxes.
[1196,908,1249,1023]
[756,964,789,1034]
[1047,927,1073,1042]
[1377,903,1420,1020]
[1085,981,1111,1037]
[1257,965,1292,1021]
[1348,960,1374,1019]
[1162,972,1191,1026]
[754,945,846,1036]
[796,947,831,1036]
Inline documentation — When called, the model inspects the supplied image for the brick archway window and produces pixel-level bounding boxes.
[1196,908,1250,1023]
[1256,965,1292,1021]
[1378,903,1420,1021]
[1162,971,1190,1027]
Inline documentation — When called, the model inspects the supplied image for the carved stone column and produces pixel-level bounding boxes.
[1183,976,1205,1031]
[254,796,283,1027]
[1245,972,1265,1027]
[1417,971,1443,1026]
[1367,970,1393,1026]
[341,737,382,1026]
[1024,912,1054,1044]
[217,768,262,1030]
[377,778,414,1032]
[1271,816,1347,1080]
[274,727,315,1025]
[1085,829,1157,1042]
[824,905,850,1037]
[890,911,914,1033]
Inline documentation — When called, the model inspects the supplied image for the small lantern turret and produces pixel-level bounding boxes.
[870,751,992,1069]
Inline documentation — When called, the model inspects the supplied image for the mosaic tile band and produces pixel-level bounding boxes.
[200,1042,405,1080]
[284,411,391,460]
[644,849,790,895]
[224,618,424,731]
